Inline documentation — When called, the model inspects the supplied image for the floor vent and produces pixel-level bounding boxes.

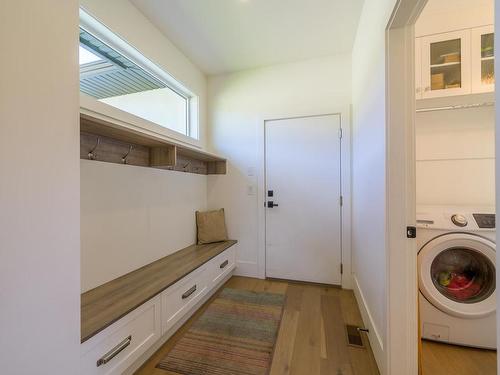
[345,325,365,348]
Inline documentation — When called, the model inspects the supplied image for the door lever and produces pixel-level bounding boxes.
[267,201,279,208]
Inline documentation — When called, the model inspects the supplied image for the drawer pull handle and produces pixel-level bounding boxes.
[182,285,197,299]
[220,260,229,269]
[96,335,132,367]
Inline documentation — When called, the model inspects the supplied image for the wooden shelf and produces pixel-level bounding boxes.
[80,114,226,175]
[430,61,461,68]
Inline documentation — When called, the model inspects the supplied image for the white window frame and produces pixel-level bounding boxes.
[79,8,200,147]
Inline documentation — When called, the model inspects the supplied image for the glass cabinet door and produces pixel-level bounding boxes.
[421,30,470,98]
[472,25,494,93]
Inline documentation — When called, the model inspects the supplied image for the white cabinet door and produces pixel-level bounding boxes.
[161,265,208,334]
[265,114,342,285]
[471,25,495,93]
[421,30,471,98]
[415,37,422,100]
[209,247,236,286]
[80,296,161,375]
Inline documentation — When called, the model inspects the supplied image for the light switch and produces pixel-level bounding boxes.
[247,185,256,196]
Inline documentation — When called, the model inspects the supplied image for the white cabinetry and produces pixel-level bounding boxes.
[416,25,494,99]
[160,246,236,334]
[415,38,423,100]
[80,296,161,375]
[420,30,470,98]
[80,246,236,375]
[471,25,495,94]
[209,246,236,285]
[161,265,209,334]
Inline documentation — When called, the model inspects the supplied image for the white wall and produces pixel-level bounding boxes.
[79,0,208,148]
[81,161,207,292]
[79,0,211,292]
[416,107,495,206]
[415,0,493,37]
[414,0,495,209]
[351,0,399,372]
[0,1,81,374]
[207,55,352,278]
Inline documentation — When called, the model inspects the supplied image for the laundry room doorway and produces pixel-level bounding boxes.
[412,0,497,373]
[387,0,497,374]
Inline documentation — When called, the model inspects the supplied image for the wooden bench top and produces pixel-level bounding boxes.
[81,240,237,343]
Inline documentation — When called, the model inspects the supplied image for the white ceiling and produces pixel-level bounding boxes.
[130,0,364,75]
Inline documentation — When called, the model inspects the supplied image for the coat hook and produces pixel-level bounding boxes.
[88,137,100,160]
[121,145,133,164]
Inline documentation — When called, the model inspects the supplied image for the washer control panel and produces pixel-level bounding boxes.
[473,214,496,229]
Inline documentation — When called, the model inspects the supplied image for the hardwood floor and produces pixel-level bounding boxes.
[135,276,380,375]
[421,340,497,375]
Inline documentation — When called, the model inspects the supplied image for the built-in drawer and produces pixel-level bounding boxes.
[209,246,236,286]
[161,265,208,334]
[80,295,161,375]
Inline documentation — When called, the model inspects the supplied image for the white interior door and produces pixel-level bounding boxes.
[265,114,342,285]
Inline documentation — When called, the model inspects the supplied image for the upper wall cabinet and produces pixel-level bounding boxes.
[420,30,471,98]
[471,25,495,94]
[416,25,494,99]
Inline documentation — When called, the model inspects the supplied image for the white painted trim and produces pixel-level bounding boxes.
[495,5,500,372]
[386,1,427,374]
[233,261,260,278]
[352,274,385,373]
[256,108,353,288]
[341,106,354,289]
[80,93,204,150]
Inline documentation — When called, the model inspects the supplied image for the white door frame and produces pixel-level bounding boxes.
[256,108,353,289]
[386,0,427,374]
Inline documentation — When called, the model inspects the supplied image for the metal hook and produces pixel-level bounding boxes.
[88,137,100,160]
[121,145,133,164]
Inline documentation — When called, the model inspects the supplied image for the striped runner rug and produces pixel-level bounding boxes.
[156,288,285,375]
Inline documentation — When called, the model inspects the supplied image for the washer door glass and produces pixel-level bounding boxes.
[431,247,496,304]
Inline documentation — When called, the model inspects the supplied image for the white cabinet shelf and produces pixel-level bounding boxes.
[416,25,494,100]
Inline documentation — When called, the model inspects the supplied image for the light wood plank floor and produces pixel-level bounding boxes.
[135,276,380,375]
[422,340,497,375]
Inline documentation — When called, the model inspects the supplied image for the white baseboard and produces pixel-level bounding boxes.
[233,260,261,278]
[352,274,385,374]
[123,271,234,375]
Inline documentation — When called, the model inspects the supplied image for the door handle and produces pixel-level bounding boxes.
[267,201,279,208]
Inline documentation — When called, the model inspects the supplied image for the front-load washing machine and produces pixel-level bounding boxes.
[417,205,496,349]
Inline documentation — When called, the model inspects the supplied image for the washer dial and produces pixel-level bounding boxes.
[451,214,468,227]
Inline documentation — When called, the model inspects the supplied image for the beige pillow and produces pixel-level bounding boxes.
[196,209,228,244]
